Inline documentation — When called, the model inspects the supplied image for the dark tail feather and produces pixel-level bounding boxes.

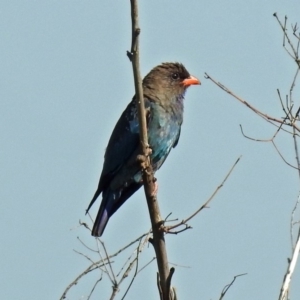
[86,189,101,214]
[92,205,109,237]
[91,183,143,237]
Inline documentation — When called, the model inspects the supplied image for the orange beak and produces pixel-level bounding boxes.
[182,75,201,87]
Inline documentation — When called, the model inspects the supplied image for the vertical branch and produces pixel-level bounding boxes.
[278,194,300,300]
[127,0,148,150]
[292,126,300,179]
[274,14,300,300]
[127,1,173,299]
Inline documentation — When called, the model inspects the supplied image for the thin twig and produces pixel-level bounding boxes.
[290,192,300,248]
[274,13,298,59]
[219,273,247,300]
[290,67,300,102]
[101,239,117,282]
[166,156,241,232]
[168,261,190,269]
[239,125,273,142]
[137,257,156,274]
[120,238,142,300]
[292,126,300,178]
[277,89,290,119]
[73,249,98,265]
[271,141,299,170]
[77,236,98,253]
[204,73,300,133]
[61,231,150,299]
[87,278,102,300]
[59,264,101,300]
[116,229,150,278]
[110,232,149,258]
[95,239,116,284]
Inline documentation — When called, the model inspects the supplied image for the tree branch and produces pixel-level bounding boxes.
[165,156,241,233]
[279,193,300,300]
[204,73,300,133]
[219,273,247,300]
[127,1,172,299]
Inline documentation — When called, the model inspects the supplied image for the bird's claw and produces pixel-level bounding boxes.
[145,146,152,157]
[141,143,152,157]
[136,154,148,170]
[137,146,152,170]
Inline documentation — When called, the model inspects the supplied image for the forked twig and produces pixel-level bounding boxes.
[61,230,150,299]
[165,156,241,233]
[206,14,300,300]
[204,73,300,133]
[219,273,247,300]
[120,238,142,300]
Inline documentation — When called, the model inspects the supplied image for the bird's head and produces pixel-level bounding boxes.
[142,62,200,104]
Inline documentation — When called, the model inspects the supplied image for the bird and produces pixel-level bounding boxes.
[86,62,200,237]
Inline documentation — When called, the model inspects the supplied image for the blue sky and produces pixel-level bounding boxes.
[1,1,300,299]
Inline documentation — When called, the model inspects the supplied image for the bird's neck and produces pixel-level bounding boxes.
[156,93,185,123]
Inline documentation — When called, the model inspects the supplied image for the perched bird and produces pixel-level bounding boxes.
[87,62,200,237]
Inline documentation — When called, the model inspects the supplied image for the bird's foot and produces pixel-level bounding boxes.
[144,144,152,157]
[137,154,148,170]
[137,146,152,170]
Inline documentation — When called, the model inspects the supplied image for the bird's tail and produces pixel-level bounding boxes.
[92,206,109,237]
[90,183,142,237]
[91,190,114,237]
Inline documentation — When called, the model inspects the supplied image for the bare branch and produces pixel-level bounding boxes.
[111,231,150,258]
[120,238,142,300]
[290,67,300,102]
[219,273,247,300]
[290,192,300,248]
[274,13,299,59]
[60,264,102,300]
[61,230,150,299]
[279,194,300,300]
[292,126,300,178]
[206,14,300,300]
[166,156,241,233]
[271,141,299,170]
[239,125,273,142]
[169,261,190,269]
[109,284,119,300]
[204,73,300,133]
[165,267,175,300]
[73,249,98,265]
[128,1,172,299]
[95,239,116,285]
[77,236,98,253]
[87,278,102,300]
[117,232,149,278]
[137,257,156,274]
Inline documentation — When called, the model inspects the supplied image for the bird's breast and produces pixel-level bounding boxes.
[147,104,182,170]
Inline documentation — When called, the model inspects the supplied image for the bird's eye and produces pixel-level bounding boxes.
[171,72,179,80]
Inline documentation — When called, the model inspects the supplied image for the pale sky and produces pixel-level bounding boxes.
[1,1,300,299]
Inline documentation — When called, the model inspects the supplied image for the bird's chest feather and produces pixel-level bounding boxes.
[147,102,183,169]
[125,97,183,173]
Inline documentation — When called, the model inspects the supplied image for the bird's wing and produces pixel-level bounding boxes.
[172,126,181,148]
[87,98,152,212]
[102,100,140,179]
[86,99,140,211]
